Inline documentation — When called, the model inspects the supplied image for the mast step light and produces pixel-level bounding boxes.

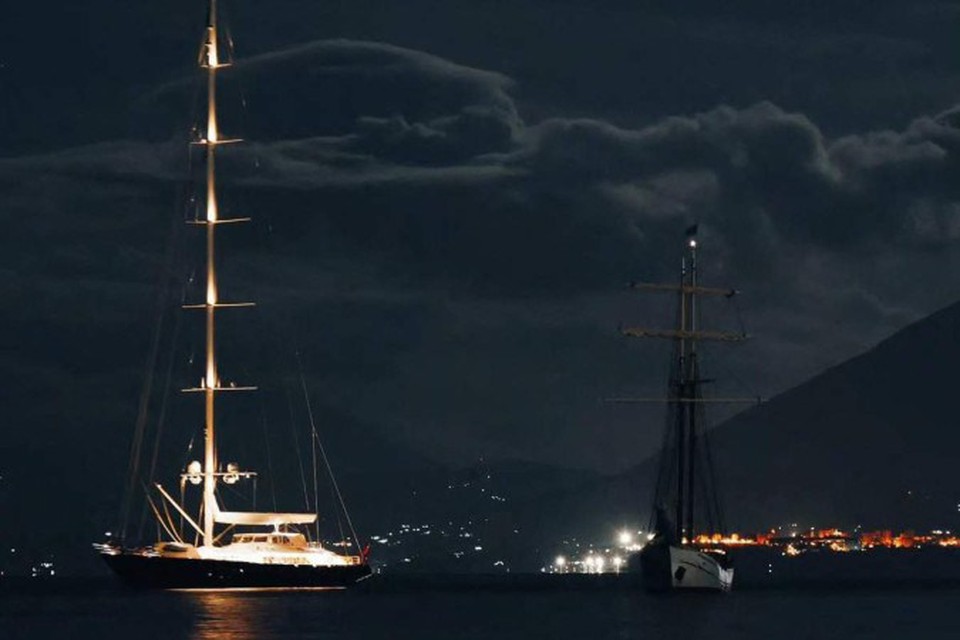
[187,217,253,226]
[181,385,258,393]
[191,137,243,146]
[182,302,256,309]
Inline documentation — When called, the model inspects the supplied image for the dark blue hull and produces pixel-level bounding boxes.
[100,551,372,589]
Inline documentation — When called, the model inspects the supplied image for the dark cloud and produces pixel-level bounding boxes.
[7,0,958,156]
[143,39,519,143]
[5,32,960,475]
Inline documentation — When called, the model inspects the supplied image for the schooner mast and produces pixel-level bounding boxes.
[620,227,748,544]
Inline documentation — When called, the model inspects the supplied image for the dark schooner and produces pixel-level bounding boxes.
[622,226,748,591]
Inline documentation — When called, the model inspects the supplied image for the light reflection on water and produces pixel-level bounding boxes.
[182,588,704,640]
[187,589,345,640]
[190,592,270,640]
[177,587,950,640]
[4,581,960,640]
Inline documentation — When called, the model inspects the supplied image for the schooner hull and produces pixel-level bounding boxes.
[640,541,733,592]
[100,550,372,590]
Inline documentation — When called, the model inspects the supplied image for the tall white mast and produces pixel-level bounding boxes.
[201,0,221,548]
[178,0,253,548]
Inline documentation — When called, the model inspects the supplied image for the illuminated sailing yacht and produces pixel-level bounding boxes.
[621,226,746,592]
[95,0,371,588]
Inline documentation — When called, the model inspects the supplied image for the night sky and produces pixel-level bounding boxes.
[4,0,960,495]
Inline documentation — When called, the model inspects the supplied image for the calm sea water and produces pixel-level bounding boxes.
[3,578,958,639]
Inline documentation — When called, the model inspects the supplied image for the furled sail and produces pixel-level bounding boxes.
[212,501,317,526]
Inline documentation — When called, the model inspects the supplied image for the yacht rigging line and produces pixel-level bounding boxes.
[122,182,193,544]
[300,371,362,553]
[257,400,279,512]
[292,350,346,546]
[284,379,313,514]
[136,280,190,542]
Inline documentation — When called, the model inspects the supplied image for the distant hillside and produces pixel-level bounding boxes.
[709,299,960,531]
[519,298,960,549]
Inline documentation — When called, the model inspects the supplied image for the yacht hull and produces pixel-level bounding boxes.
[640,542,733,592]
[100,550,372,589]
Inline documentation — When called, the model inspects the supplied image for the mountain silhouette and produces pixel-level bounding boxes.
[515,298,960,551]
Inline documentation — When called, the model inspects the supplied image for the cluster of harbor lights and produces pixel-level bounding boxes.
[549,530,653,574]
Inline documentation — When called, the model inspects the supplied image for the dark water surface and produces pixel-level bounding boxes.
[2,578,958,639]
